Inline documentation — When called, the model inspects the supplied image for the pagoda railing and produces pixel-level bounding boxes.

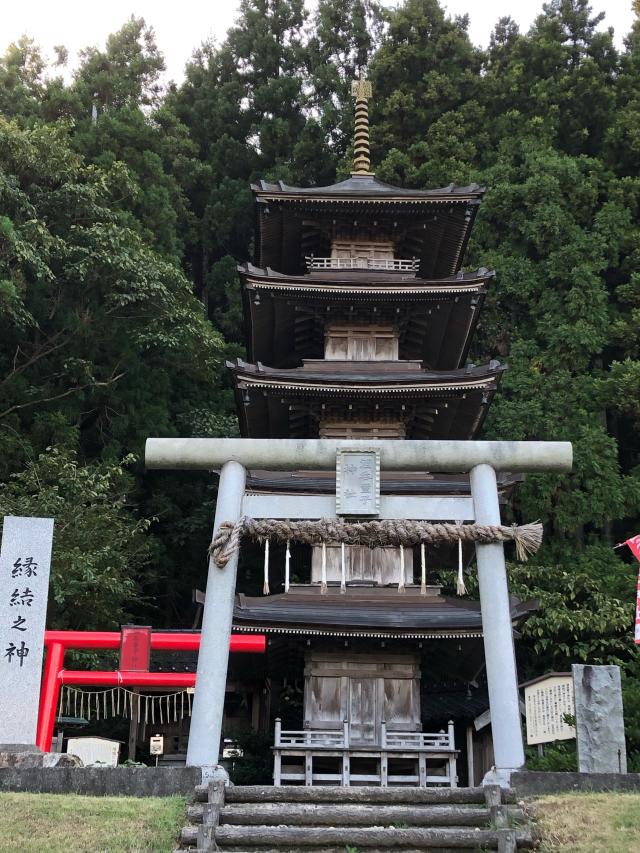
[273,718,458,787]
[305,256,419,272]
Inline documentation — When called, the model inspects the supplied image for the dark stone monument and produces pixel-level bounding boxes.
[573,663,627,774]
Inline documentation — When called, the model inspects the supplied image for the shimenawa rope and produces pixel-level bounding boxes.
[209,517,543,569]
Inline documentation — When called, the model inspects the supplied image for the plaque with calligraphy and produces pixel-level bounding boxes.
[524,673,576,745]
[0,516,54,746]
[336,449,380,517]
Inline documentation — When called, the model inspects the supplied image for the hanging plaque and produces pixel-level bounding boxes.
[336,449,380,517]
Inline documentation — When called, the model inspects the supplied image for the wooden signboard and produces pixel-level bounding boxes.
[524,673,575,746]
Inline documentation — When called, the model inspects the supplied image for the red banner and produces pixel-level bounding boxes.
[635,569,640,646]
[626,534,640,563]
[627,535,640,645]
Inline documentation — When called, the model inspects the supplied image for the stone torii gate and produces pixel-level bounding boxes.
[145,437,572,785]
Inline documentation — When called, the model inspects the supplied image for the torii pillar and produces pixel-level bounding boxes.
[146,438,572,785]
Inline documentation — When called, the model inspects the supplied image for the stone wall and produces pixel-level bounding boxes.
[512,770,640,796]
[0,766,200,797]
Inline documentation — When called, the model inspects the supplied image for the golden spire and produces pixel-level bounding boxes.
[351,76,373,176]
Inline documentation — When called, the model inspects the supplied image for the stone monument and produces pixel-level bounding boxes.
[573,663,627,774]
[0,516,54,752]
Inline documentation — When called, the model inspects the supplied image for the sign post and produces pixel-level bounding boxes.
[0,516,54,751]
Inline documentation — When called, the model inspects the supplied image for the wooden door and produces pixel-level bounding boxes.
[307,675,344,730]
[383,677,421,731]
[349,677,379,745]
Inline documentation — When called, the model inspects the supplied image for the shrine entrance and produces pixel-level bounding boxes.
[146,436,572,787]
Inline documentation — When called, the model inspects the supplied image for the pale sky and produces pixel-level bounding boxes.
[1,1,636,85]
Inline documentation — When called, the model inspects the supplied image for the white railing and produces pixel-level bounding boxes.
[305,256,419,272]
[274,718,455,752]
[275,719,347,748]
[382,720,455,751]
[273,718,458,787]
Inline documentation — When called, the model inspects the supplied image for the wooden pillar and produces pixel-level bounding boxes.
[466,724,475,787]
[128,691,139,761]
[418,753,427,787]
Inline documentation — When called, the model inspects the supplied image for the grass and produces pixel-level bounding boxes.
[534,792,640,853]
[0,793,186,853]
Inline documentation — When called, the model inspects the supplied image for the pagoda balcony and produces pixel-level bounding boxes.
[305,256,419,272]
[273,718,458,787]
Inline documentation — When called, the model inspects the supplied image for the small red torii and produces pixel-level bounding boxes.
[37,629,265,752]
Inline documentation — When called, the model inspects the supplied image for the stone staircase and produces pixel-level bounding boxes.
[175,783,537,852]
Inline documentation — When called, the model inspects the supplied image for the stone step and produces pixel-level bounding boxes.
[212,824,536,849]
[213,849,524,853]
[219,802,499,827]
[220,785,511,805]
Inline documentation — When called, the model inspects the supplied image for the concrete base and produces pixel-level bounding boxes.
[201,764,230,786]
[483,768,518,789]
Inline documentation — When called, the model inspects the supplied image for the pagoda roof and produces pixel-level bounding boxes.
[252,175,485,202]
[239,262,493,293]
[239,263,492,370]
[227,358,504,440]
[244,469,523,498]
[252,175,484,279]
[231,589,536,640]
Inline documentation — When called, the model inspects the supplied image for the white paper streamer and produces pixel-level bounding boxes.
[340,542,346,593]
[398,545,406,593]
[456,521,466,596]
[421,544,427,595]
[321,542,328,594]
[285,540,291,593]
[263,539,270,595]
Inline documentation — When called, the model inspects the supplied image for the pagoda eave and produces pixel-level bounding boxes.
[254,176,483,278]
[251,175,486,203]
[239,262,494,291]
[240,264,491,370]
[244,470,524,498]
[228,359,502,440]
[231,590,535,640]
[227,358,504,389]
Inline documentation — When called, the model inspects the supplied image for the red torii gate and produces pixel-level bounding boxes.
[37,630,265,752]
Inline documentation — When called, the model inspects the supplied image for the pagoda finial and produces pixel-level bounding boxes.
[351,76,373,176]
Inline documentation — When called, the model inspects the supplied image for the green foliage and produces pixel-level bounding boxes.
[0,447,150,628]
[525,741,578,772]
[225,728,273,784]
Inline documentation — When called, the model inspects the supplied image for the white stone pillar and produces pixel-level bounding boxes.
[186,460,246,773]
[470,463,525,778]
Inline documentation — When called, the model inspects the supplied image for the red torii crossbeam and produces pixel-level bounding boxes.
[36,630,265,751]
